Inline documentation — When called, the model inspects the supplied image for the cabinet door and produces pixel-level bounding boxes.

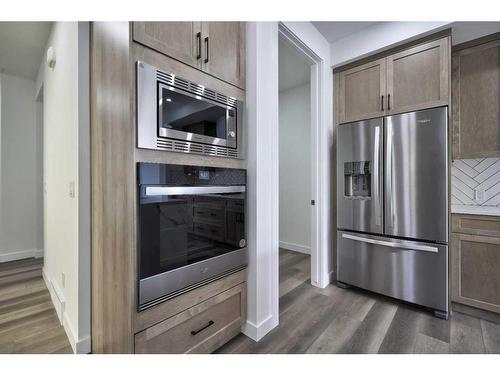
[451,233,500,314]
[337,58,386,124]
[452,38,500,159]
[386,37,449,114]
[201,22,246,89]
[133,22,202,69]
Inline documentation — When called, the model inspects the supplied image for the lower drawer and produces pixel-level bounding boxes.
[135,282,246,354]
[337,230,448,313]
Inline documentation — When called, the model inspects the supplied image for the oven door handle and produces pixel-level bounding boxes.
[145,185,246,196]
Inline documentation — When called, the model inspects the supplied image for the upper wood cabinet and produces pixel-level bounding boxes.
[335,36,450,124]
[133,22,202,70]
[452,37,500,160]
[387,38,449,114]
[201,22,246,90]
[133,22,246,89]
[337,58,386,123]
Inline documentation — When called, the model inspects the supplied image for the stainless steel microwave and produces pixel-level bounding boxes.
[137,61,244,159]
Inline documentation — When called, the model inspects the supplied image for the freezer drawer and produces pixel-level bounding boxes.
[337,117,384,234]
[337,230,448,313]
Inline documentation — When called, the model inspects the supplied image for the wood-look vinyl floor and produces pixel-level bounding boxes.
[217,249,500,354]
[0,258,73,354]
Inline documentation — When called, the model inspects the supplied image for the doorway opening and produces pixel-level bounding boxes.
[278,36,313,296]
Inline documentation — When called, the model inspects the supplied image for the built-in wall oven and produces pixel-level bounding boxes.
[137,162,247,310]
[137,61,244,158]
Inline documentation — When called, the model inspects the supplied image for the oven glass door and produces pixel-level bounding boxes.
[158,83,237,148]
[139,187,246,280]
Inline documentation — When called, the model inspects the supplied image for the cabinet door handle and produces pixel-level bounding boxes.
[387,94,391,111]
[204,37,209,63]
[381,95,384,111]
[191,320,214,336]
[196,32,202,59]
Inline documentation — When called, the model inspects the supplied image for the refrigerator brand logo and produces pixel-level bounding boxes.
[417,119,431,124]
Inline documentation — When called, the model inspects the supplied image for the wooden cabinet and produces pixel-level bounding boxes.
[201,22,246,90]
[451,214,500,314]
[135,282,246,354]
[133,21,245,89]
[452,37,500,159]
[133,22,202,70]
[335,35,450,124]
[337,59,386,123]
[387,38,449,114]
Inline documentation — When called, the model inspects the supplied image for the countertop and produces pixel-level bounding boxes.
[451,204,500,217]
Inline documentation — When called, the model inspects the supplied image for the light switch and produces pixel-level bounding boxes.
[69,181,75,198]
[474,188,485,202]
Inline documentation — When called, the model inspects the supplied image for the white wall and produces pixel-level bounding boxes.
[37,21,90,354]
[330,22,451,67]
[0,73,43,262]
[330,22,500,68]
[279,83,311,254]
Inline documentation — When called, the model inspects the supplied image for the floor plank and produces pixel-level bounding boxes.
[481,320,500,354]
[218,249,500,355]
[0,258,72,354]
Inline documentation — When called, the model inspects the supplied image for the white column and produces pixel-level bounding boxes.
[244,21,280,341]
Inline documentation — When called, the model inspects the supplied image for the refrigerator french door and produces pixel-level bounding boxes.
[337,107,449,318]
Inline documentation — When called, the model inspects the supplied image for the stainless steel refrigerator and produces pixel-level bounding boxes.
[337,106,448,318]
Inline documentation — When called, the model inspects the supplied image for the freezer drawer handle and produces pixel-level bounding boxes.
[342,233,438,253]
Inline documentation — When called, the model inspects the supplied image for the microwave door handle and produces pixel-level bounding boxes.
[145,185,246,196]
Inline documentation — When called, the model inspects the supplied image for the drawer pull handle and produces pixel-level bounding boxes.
[191,320,214,336]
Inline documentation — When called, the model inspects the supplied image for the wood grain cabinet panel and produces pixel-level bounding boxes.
[386,37,450,114]
[337,58,386,123]
[452,38,500,159]
[451,233,500,314]
[133,21,246,89]
[133,22,202,69]
[452,214,500,237]
[335,35,450,124]
[135,283,246,354]
[202,22,246,89]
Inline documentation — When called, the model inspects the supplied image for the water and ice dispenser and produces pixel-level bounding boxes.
[344,161,371,199]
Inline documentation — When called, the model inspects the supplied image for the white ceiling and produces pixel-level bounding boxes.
[312,22,380,43]
[279,38,311,92]
[0,22,52,80]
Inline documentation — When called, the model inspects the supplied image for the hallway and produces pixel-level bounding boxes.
[0,258,72,353]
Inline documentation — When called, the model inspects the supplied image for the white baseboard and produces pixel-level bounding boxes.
[42,268,65,323]
[63,312,90,354]
[42,268,89,354]
[242,314,278,342]
[0,249,43,263]
[279,241,310,255]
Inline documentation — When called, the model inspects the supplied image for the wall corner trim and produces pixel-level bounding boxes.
[242,314,278,342]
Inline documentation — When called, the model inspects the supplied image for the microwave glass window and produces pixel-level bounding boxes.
[160,87,227,139]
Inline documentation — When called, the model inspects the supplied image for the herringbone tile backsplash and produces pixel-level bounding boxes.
[451,158,500,207]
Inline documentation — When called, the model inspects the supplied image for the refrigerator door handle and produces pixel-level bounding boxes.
[373,126,381,227]
[386,121,395,228]
[341,233,439,253]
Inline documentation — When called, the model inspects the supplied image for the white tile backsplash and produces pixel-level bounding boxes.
[451,158,500,209]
